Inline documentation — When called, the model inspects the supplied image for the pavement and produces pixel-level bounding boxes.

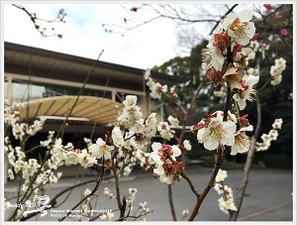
[4,165,293,221]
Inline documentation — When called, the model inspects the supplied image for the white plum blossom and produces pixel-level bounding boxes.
[205,40,225,71]
[222,9,255,46]
[183,140,192,151]
[218,197,237,214]
[157,121,175,141]
[168,115,179,126]
[270,57,286,86]
[77,149,97,168]
[117,95,143,129]
[256,118,283,151]
[146,78,168,100]
[233,75,259,110]
[8,168,15,180]
[123,166,132,176]
[197,116,236,151]
[214,170,237,214]
[99,212,114,221]
[150,143,183,184]
[112,126,124,147]
[145,113,157,127]
[182,209,190,218]
[139,201,150,214]
[247,67,259,76]
[272,118,283,129]
[103,187,111,196]
[89,138,114,160]
[215,169,227,182]
[231,125,253,155]
[123,95,138,108]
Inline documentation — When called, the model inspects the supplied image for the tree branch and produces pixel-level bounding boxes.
[229,94,262,221]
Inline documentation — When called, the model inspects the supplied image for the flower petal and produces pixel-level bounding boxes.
[204,138,219,150]
[172,145,181,157]
[238,9,254,22]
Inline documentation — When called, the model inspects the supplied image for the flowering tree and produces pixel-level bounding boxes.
[4,5,291,222]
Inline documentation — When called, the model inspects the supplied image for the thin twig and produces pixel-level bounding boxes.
[209,4,238,35]
[180,172,200,197]
[168,184,177,221]
[59,161,106,221]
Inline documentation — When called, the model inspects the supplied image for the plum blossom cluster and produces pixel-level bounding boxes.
[194,111,253,155]
[144,70,168,100]
[270,57,286,86]
[80,188,93,221]
[214,169,237,214]
[256,118,283,151]
[150,142,184,184]
[4,101,46,141]
[99,211,115,221]
[4,105,64,191]
[250,40,270,59]
[202,9,260,111]
[110,95,160,175]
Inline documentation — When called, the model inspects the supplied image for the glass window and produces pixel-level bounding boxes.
[11,81,112,103]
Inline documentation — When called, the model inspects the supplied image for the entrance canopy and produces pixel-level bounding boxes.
[18,96,123,125]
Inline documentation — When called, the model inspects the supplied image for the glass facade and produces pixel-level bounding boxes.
[10,81,112,103]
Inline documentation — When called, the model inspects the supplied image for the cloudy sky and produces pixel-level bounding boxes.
[3,3,255,69]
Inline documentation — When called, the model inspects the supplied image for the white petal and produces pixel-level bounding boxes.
[222,12,237,29]
[237,98,247,110]
[197,128,207,143]
[150,152,162,165]
[151,142,162,152]
[235,37,250,46]
[172,145,181,157]
[238,144,250,153]
[221,135,235,146]
[223,121,237,135]
[246,75,259,87]
[96,138,105,146]
[230,145,239,156]
[239,9,254,22]
[241,125,253,132]
[204,138,219,150]
[104,151,112,160]
[247,22,256,39]
[154,166,165,176]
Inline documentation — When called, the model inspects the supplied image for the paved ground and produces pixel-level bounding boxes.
[5,165,293,221]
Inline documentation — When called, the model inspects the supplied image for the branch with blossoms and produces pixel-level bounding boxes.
[140,8,263,221]
[11,4,66,38]
[4,5,290,222]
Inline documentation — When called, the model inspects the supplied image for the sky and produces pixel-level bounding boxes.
[3,3,256,69]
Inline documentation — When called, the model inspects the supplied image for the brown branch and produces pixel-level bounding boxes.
[11,4,65,38]
[188,77,232,221]
[20,176,113,221]
[115,210,153,221]
[111,163,126,221]
[59,161,106,221]
[168,184,177,221]
[180,172,200,197]
[188,145,225,221]
[229,94,262,221]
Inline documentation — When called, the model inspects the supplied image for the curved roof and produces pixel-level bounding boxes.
[19,96,123,125]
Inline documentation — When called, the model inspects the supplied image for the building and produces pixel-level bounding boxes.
[4,42,186,180]
[4,42,185,134]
